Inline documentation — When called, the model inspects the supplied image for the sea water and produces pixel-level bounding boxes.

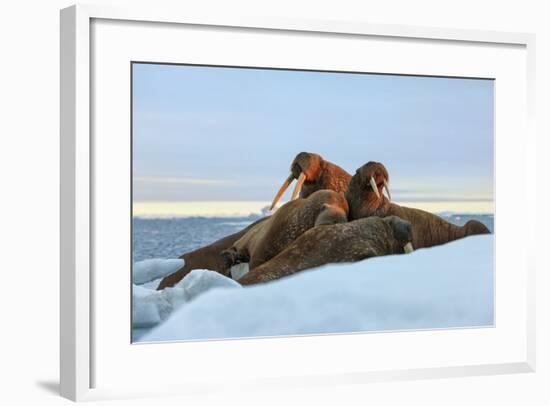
[132,214,494,262]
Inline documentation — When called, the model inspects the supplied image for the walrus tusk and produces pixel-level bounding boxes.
[384,179,391,201]
[270,173,295,210]
[404,242,414,254]
[230,262,250,281]
[291,172,307,200]
[370,176,381,199]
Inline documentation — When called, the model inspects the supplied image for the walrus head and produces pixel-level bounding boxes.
[270,152,324,210]
[463,219,491,236]
[346,161,391,220]
[383,215,414,254]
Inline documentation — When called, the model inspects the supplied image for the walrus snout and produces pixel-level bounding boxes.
[346,161,392,220]
[359,161,391,200]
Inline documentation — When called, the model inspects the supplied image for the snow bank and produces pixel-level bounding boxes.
[141,235,494,342]
[132,258,185,285]
[132,269,241,329]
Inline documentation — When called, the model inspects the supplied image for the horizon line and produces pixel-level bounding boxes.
[132,200,494,219]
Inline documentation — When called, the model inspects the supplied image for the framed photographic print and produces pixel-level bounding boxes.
[60,4,536,401]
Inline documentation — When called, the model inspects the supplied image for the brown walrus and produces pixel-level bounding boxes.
[156,217,269,290]
[156,152,351,290]
[269,152,352,210]
[238,215,414,285]
[223,189,349,270]
[345,161,491,249]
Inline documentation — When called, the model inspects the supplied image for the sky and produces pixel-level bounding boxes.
[132,63,494,215]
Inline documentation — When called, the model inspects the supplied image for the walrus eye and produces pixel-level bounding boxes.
[404,242,414,253]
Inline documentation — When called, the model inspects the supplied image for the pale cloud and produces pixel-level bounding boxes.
[132,63,494,211]
[134,176,236,186]
[132,199,494,218]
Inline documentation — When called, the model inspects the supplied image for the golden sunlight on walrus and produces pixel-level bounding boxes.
[345,161,491,249]
[223,189,349,270]
[238,215,413,285]
[269,152,352,210]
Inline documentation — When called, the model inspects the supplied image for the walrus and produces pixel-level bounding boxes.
[157,152,350,290]
[224,189,349,270]
[156,217,269,290]
[345,161,491,249]
[269,152,352,210]
[238,215,414,285]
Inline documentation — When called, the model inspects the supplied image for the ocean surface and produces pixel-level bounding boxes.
[132,213,494,262]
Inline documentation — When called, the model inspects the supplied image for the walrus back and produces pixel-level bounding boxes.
[239,217,397,285]
[247,190,348,268]
[386,204,489,249]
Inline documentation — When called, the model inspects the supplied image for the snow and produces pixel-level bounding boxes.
[132,269,241,330]
[132,258,185,285]
[138,235,494,342]
[179,268,242,299]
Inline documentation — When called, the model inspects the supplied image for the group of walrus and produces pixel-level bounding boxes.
[156,152,490,290]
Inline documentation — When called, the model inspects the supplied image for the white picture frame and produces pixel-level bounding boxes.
[60,3,536,402]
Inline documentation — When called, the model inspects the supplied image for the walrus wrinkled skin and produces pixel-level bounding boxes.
[345,161,491,249]
[224,189,349,270]
[156,217,269,290]
[270,152,352,210]
[238,215,413,285]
